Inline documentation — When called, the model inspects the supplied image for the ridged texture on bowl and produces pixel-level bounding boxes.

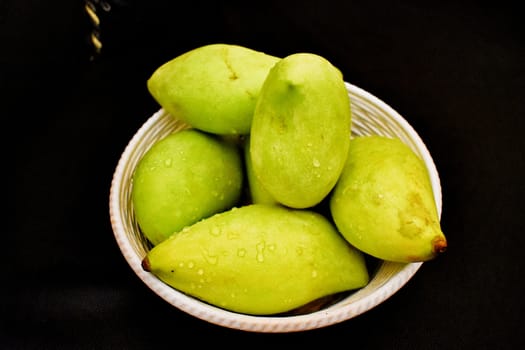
[109,82,442,333]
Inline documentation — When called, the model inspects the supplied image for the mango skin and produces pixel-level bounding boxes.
[330,136,447,263]
[131,129,243,246]
[147,43,280,135]
[243,136,278,205]
[250,53,351,209]
[143,204,369,315]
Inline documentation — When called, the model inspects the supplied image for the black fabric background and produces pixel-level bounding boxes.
[4,0,524,348]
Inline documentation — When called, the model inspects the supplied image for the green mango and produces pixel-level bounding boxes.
[147,43,280,135]
[330,135,447,263]
[250,53,351,209]
[132,129,243,246]
[142,204,369,315]
[243,135,278,205]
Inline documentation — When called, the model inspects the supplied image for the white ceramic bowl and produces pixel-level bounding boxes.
[109,82,442,333]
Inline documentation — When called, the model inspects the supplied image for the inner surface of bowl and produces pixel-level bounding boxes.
[109,82,442,333]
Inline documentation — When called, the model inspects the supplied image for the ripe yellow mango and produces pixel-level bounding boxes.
[250,53,351,209]
[131,129,243,246]
[147,44,279,135]
[142,204,369,315]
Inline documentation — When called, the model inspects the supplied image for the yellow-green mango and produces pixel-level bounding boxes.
[243,135,278,205]
[142,204,369,315]
[132,129,243,246]
[330,135,447,263]
[147,43,280,135]
[250,53,351,209]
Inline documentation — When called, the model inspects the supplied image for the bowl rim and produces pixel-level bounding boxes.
[109,82,442,333]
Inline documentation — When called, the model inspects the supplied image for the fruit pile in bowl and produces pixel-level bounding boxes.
[109,43,446,332]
